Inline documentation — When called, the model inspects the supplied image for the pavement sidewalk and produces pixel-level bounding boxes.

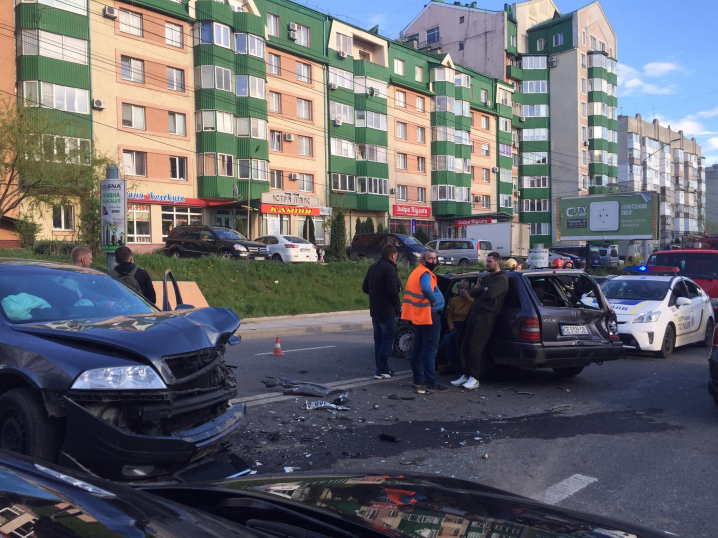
[237,310,372,339]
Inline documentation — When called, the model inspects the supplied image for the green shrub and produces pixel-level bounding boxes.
[328,210,347,262]
[364,216,375,233]
[33,240,80,256]
[14,215,39,248]
[414,227,429,245]
[377,222,385,233]
[355,218,363,235]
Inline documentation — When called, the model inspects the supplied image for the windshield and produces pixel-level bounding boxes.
[283,236,311,244]
[525,274,603,309]
[601,279,670,301]
[0,270,156,323]
[397,235,420,245]
[648,252,718,278]
[212,228,247,240]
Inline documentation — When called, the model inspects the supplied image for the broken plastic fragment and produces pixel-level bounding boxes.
[302,400,351,411]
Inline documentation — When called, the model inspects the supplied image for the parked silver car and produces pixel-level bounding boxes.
[425,238,493,266]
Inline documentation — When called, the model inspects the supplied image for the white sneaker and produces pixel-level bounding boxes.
[451,375,469,386]
[462,377,480,390]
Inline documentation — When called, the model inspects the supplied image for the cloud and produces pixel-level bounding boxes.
[705,154,718,166]
[643,62,680,77]
[642,84,674,95]
[618,61,681,97]
[696,106,718,119]
[367,12,387,29]
[654,109,717,137]
[704,138,718,152]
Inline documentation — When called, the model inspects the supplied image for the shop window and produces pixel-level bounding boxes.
[162,205,202,238]
[127,204,151,243]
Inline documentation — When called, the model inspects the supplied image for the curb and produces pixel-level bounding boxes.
[241,310,370,324]
[237,322,374,340]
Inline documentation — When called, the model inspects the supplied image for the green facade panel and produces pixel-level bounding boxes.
[431,141,455,155]
[195,89,238,115]
[194,45,235,70]
[329,120,355,141]
[134,0,191,21]
[329,156,356,175]
[527,16,573,55]
[18,57,90,89]
[431,112,455,128]
[236,56,267,78]
[506,65,523,80]
[455,145,470,160]
[197,132,239,155]
[431,171,456,185]
[523,117,549,129]
[28,108,91,139]
[233,12,267,36]
[455,86,471,101]
[454,116,471,131]
[238,138,269,160]
[521,93,549,105]
[520,212,551,223]
[497,103,512,118]
[521,187,550,199]
[357,194,389,211]
[356,161,388,178]
[355,128,387,146]
[195,1,238,29]
[520,164,550,176]
[521,69,548,81]
[353,59,388,80]
[589,163,611,175]
[330,191,358,210]
[455,202,471,216]
[432,201,456,216]
[506,20,518,55]
[237,97,268,120]
[15,4,89,40]
[266,0,328,62]
[455,175,471,188]
[354,95,387,114]
[433,81,453,96]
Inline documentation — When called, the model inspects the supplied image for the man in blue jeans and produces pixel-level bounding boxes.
[362,244,402,379]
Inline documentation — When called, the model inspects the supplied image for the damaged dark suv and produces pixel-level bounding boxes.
[0,260,244,480]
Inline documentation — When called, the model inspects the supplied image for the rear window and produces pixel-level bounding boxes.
[648,252,718,278]
[599,249,608,256]
[479,241,492,251]
[611,249,618,257]
[524,274,603,310]
[601,279,670,301]
[283,236,311,244]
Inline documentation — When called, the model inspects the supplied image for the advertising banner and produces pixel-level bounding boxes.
[527,249,549,268]
[455,217,492,227]
[558,192,658,240]
[260,204,321,216]
[393,204,431,218]
[101,179,126,252]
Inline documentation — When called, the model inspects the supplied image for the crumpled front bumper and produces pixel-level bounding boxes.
[59,396,245,480]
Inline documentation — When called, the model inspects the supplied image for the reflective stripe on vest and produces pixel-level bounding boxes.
[401,265,437,325]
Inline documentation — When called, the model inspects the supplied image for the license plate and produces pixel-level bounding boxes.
[561,325,589,336]
[254,256,265,261]
[301,249,311,253]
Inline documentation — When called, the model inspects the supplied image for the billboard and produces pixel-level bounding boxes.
[557,192,658,240]
[101,179,127,252]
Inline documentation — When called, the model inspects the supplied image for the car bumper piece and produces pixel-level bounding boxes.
[617,326,659,351]
[491,340,624,367]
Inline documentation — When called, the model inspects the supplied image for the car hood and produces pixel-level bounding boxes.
[604,299,661,321]
[11,308,240,369]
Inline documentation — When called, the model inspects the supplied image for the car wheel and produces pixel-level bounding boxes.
[220,251,233,260]
[552,367,585,378]
[392,323,414,358]
[458,258,470,267]
[0,388,63,462]
[272,254,283,263]
[170,250,181,258]
[357,254,365,263]
[699,317,714,348]
[656,324,675,359]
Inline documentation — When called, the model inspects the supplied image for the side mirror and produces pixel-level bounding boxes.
[676,297,691,307]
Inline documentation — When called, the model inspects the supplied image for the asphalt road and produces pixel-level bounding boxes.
[224,329,718,537]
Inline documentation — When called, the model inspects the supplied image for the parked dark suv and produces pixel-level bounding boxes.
[165,226,268,260]
[393,269,622,378]
[350,233,426,264]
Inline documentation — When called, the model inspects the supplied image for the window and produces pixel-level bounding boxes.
[431,125,454,142]
[397,153,407,170]
[417,157,426,172]
[479,195,490,209]
[197,110,216,131]
[581,126,587,142]
[214,66,232,91]
[582,174,588,189]
[431,155,455,171]
[418,187,426,202]
[293,23,310,47]
[396,185,407,201]
[296,62,311,83]
[523,199,549,212]
[521,80,547,93]
[218,153,234,176]
[521,56,547,69]
[120,9,142,36]
[581,53,586,69]
[121,56,144,83]
[426,26,439,44]
[330,138,355,158]
[581,102,587,117]
[269,91,281,113]
[297,174,313,192]
[298,136,313,157]
[19,30,88,65]
[52,205,73,230]
[582,150,588,165]
[169,156,187,180]
[499,168,512,183]
[394,58,405,76]
[355,110,387,130]
[354,77,387,98]
[336,33,352,56]
[459,42,464,51]
[236,117,267,139]
[25,0,85,15]
[268,53,280,75]
[332,173,355,192]
[127,204,150,243]
[599,41,606,52]
[482,168,490,182]
[481,143,489,156]
[167,67,185,92]
[530,222,549,235]
[213,23,230,48]
[478,116,488,130]
[417,126,425,143]
[537,37,546,51]
[455,130,470,145]
[168,112,186,136]
[500,118,512,132]
[270,131,282,152]
[454,100,470,117]
[416,96,425,112]
[270,170,283,189]
[329,66,353,89]
[511,35,517,47]
[582,30,586,45]
[249,76,265,98]
[121,104,145,129]
[590,35,597,50]
[520,128,549,141]
[455,73,471,88]
[396,122,407,139]
[480,89,488,103]
[330,101,354,124]
[522,104,549,117]
[553,33,563,47]
[217,111,234,133]
[521,152,548,165]
[522,176,548,188]
[267,14,279,37]
[356,144,388,163]
[434,95,454,112]
[251,160,268,180]
[297,98,312,120]
[415,65,423,82]
[395,89,406,108]
[165,22,183,47]
[123,150,147,176]
[432,185,456,201]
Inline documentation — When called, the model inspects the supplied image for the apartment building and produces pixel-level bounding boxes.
[618,113,705,256]
[707,164,718,231]
[402,0,618,245]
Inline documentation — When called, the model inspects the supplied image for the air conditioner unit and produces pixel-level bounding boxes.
[288,30,298,41]
[333,118,342,127]
[519,116,525,122]
[338,50,347,59]
[491,166,499,173]
[367,87,375,97]
[583,141,589,146]
[514,190,521,197]
[390,188,396,194]
[92,99,106,110]
[329,82,338,90]
[284,133,295,142]
[288,173,299,181]
[474,196,481,203]
[289,22,298,31]
[486,100,491,106]
[103,6,118,19]
[548,56,557,67]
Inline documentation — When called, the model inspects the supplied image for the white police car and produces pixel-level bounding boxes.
[595,273,715,358]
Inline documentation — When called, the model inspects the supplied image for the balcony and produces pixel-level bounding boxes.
[675,178,686,190]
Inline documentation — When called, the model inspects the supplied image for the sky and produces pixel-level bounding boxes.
[293,0,718,165]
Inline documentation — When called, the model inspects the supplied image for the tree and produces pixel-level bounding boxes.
[414,227,429,245]
[302,217,316,244]
[328,210,347,261]
[365,216,375,233]
[377,222,385,233]
[396,223,408,234]
[355,217,363,235]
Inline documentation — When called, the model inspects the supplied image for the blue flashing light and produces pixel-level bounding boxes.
[638,265,647,272]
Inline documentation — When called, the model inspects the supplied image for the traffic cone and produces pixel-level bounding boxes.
[270,337,285,356]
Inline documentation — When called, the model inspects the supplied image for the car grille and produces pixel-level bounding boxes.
[248,246,267,253]
[164,347,220,380]
[162,346,236,394]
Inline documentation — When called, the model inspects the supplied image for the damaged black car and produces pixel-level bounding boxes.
[0,259,244,480]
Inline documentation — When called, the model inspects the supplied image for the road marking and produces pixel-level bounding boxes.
[254,345,337,356]
[539,474,598,505]
[232,370,413,407]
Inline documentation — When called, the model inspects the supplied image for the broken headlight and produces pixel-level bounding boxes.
[72,366,167,390]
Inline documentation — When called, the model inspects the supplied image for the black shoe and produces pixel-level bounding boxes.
[411,381,427,388]
[427,384,450,392]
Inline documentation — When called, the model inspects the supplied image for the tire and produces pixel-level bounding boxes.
[392,323,414,358]
[0,388,63,462]
[220,251,233,260]
[552,367,585,378]
[699,318,714,348]
[458,258,471,267]
[357,254,365,263]
[272,254,283,263]
[656,324,675,359]
[170,249,181,258]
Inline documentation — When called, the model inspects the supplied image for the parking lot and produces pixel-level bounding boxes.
[226,329,718,538]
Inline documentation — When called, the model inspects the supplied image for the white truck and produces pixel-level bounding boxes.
[465,222,531,261]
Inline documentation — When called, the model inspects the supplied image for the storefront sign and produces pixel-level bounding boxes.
[267,217,281,235]
[393,205,431,218]
[261,191,320,207]
[455,217,492,227]
[260,203,321,216]
[320,206,333,216]
[101,179,126,252]
[127,192,227,207]
[527,249,549,268]
[411,219,416,234]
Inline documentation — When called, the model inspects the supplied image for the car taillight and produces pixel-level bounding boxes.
[285,244,298,248]
[520,317,541,342]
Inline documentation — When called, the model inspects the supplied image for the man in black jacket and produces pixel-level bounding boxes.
[362,244,401,379]
[108,246,157,305]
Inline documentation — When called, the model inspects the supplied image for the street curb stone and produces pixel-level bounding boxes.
[236,322,374,340]
[241,309,369,323]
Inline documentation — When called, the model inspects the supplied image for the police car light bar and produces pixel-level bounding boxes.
[622,265,679,275]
